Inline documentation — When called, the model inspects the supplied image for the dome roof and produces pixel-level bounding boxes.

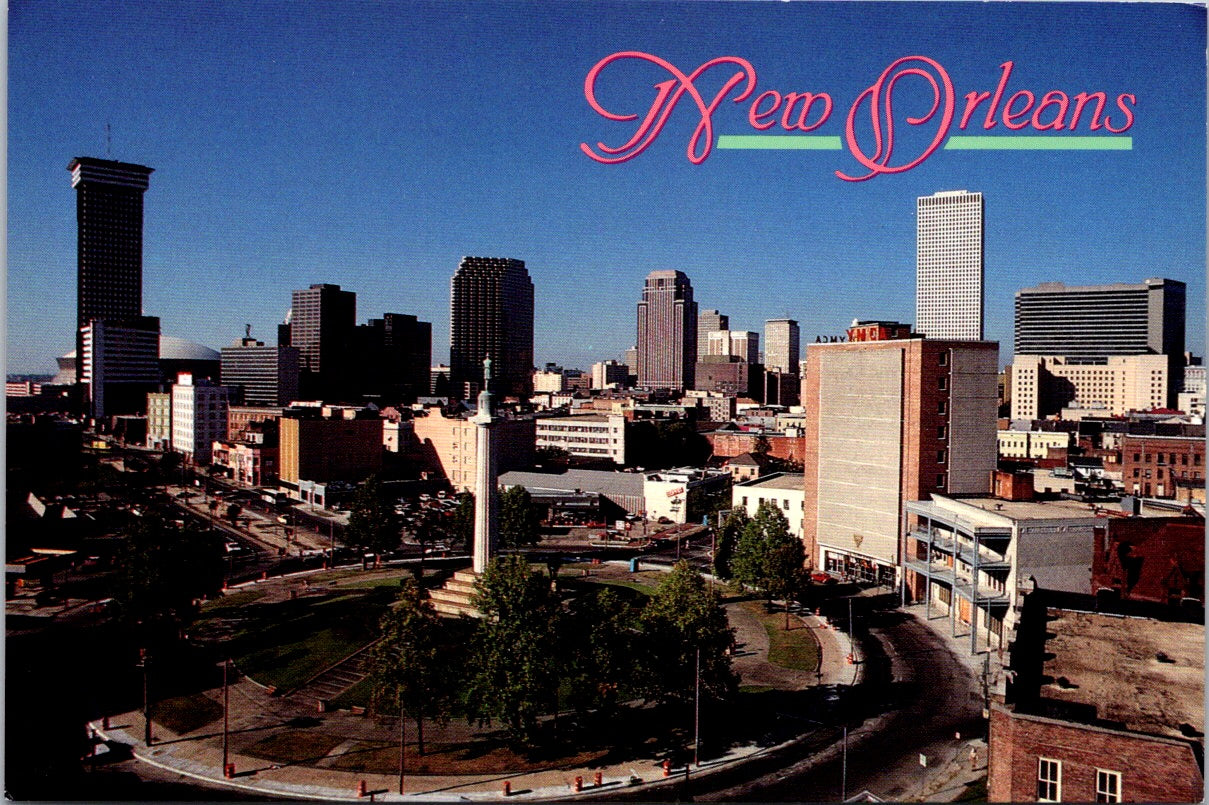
[159,335,219,362]
[58,335,219,362]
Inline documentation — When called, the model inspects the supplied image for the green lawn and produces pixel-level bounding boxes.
[743,602,821,672]
[200,589,266,612]
[193,588,394,692]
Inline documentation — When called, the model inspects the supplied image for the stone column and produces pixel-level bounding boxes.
[470,358,498,574]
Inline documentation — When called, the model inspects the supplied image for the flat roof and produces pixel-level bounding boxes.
[499,469,643,498]
[926,495,1170,524]
[737,472,805,491]
[1040,608,1204,741]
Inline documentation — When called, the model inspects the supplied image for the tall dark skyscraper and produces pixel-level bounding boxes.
[69,157,155,328]
[287,283,356,400]
[354,312,433,403]
[69,157,158,419]
[449,257,535,399]
[637,270,697,390]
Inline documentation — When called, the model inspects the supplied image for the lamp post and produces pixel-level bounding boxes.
[398,701,406,795]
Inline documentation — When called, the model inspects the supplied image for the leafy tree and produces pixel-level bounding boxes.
[450,492,475,552]
[113,514,225,646]
[562,587,638,720]
[533,446,570,467]
[731,502,805,625]
[712,508,749,580]
[626,420,710,469]
[225,503,242,525]
[367,579,453,754]
[345,476,399,554]
[499,485,541,549]
[465,555,561,746]
[638,561,737,706]
[753,433,772,457]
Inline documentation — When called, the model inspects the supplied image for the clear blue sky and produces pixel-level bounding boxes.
[8,1,1205,375]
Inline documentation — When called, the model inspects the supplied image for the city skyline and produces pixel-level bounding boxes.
[8,2,1205,375]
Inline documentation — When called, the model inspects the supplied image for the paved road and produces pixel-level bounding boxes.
[694,608,984,802]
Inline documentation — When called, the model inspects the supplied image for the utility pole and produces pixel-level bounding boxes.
[222,658,230,773]
[693,647,701,767]
[142,649,152,746]
[841,725,848,801]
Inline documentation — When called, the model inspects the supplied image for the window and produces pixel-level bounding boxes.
[937,450,947,464]
[938,400,948,415]
[938,376,948,390]
[937,425,948,440]
[1037,758,1062,802]
[1095,769,1121,803]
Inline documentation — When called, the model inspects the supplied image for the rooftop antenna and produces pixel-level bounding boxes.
[106,123,112,159]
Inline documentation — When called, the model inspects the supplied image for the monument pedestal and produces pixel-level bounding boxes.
[429,569,484,618]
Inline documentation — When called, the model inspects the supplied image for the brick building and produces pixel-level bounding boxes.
[278,413,382,485]
[802,330,998,581]
[989,606,1203,803]
[706,430,806,465]
[1092,517,1204,608]
[411,408,534,492]
[1120,432,1205,499]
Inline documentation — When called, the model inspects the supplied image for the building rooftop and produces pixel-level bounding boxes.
[1039,608,1204,742]
[499,469,644,498]
[924,494,1170,526]
[736,472,805,491]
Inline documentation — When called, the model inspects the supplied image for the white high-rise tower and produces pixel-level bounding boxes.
[916,190,984,340]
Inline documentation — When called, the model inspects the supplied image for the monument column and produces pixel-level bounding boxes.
[470,358,499,574]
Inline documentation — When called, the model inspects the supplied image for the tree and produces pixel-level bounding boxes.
[499,486,541,549]
[450,492,475,553]
[731,501,790,592]
[638,561,737,706]
[712,508,749,580]
[753,432,772,457]
[225,503,242,525]
[345,476,399,554]
[464,555,561,746]
[731,502,804,626]
[113,514,225,645]
[367,579,452,754]
[562,587,638,721]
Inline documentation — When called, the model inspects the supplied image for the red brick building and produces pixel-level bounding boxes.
[1093,517,1204,607]
[705,431,805,465]
[989,607,1203,803]
[1120,433,1204,499]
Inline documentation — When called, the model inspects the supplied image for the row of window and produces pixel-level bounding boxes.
[1038,757,1120,803]
[1131,452,1202,466]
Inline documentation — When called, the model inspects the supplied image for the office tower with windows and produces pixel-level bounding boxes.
[637,270,697,390]
[916,190,984,340]
[449,257,535,399]
[287,283,356,400]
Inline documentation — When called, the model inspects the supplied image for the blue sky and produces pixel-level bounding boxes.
[8,1,1205,375]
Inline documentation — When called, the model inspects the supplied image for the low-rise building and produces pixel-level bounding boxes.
[643,467,731,524]
[1120,431,1205,498]
[732,472,805,539]
[903,493,1106,654]
[996,429,1072,460]
[535,413,626,464]
[499,468,646,522]
[411,408,534,492]
[989,606,1203,803]
[278,412,382,485]
[146,391,172,450]
[170,373,230,465]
